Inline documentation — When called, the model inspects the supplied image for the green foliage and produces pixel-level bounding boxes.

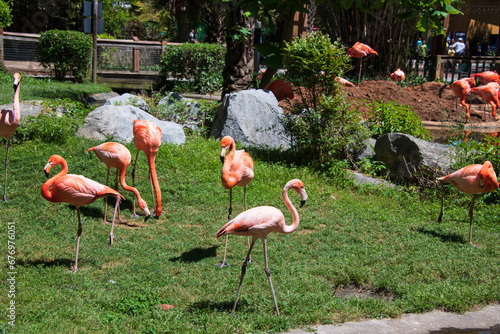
[366,100,431,140]
[160,43,225,95]
[0,0,12,28]
[281,31,368,169]
[37,30,93,83]
[399,72,428,88]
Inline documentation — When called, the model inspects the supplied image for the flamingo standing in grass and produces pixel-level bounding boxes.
[86,142,150,222]
[470,83,500,121]
[216,179,308,316]
[132,120,162,218]
[439,77,475,121]
[346,42,378,85]
[437,161,498,243]
[390,68,405,82]
[217,136,254,268]
[1,73,21,201]
[41,155,124,272]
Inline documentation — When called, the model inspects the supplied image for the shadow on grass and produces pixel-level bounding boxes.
[415,227,467,243]
[16,257,93,268]
[169,246,218,263]
[188,299,242,313]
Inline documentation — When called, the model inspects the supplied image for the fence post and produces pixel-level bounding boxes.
[0,28,4,69]
[132,36,139,72]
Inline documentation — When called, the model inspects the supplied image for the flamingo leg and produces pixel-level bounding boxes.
[102,168,110,224]
[438,183,444,223]
[73,208,83,273]
[216,188,232,267]
[358,57,363,86]
[244,186,256,264]
[149,170,156,215]
[131,150,139,216]
[232,239,256,315]
[108,194,120,247]
[2,139,10,202]
[263,238,280,316]
[469,194,476,243]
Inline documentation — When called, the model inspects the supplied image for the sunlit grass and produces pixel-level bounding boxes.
[0,134,499,333]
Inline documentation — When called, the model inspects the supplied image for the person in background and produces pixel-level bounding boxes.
[189,29,197,43]
[449,38,466,56]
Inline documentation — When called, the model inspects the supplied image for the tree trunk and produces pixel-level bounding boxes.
[221,3,255,99]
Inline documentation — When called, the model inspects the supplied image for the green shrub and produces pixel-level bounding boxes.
[280,31,369,169]
[366,100,430,140]
[0,0,12,28]
[37,30,93,82]
[160,43,225,94]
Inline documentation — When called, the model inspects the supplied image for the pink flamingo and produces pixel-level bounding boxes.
[471,71,500,86]
[41,155,124,272]
[335,77,355,87]
[264,79,294,101]
[390,68,405,82]
[132,120,162,217]
[217,135,254,267]
[437,161,499,243]
[470,83,500,121]
[440,78,475,121]
[0,73,21,201]
[346,42,378,85]
[216,179,308,315]
[86,142,150,222]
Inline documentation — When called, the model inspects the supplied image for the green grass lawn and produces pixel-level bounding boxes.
[1,135,499,333]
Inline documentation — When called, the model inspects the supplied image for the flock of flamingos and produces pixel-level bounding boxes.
[1,45,500,314]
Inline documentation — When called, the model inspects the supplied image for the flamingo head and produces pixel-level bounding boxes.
[287,179,308,208]
[220,136,234,163]
[478,161,499,192]
[13,73,21,92]
[44,155,64,178]
[138,199,151,221]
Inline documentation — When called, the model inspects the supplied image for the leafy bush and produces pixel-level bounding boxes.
[0,0,12,28]
[37,30,93,82]
[281,31,370,168]
[366,100,430,140]
[160,43,225,94]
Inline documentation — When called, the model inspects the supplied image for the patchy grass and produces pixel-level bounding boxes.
[0,134,499,333]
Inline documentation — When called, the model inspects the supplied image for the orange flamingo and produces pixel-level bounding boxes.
[264,79,294,101]
[1,73,21,201]
[132,120,162,217]
[440,77,475,121]
[86,142,150,222]
[217,135,254,268]
[470,83,500,120]
[216,179,308,315]
[437,161,499,243]
[41,155,124,272]
[390,68,405,82]
[346,42,378,85]
[335,77,355,87]
[471,70,500,86]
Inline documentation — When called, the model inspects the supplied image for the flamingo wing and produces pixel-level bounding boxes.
[216,206,284,238]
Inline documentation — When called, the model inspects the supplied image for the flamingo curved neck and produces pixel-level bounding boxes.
[119,168,141,199]
[41,161,68,201]
[221,141,237,186]
[281,186,299,234]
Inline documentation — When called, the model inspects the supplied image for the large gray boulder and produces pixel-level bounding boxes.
[374,132,454,180]
[210,89,290,149]
[82,92,120,107]
[76,105,185,144]
[104,93,149,111]
[0,102,44,118]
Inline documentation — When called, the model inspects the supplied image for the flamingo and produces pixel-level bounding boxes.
[217,135,254,268]
[437,161,499,243]
[216,179,308,315]
[346,42,378,85]
[264,79,294,101]
[390,68,405,82]
[439,77,475,121]
[1,73,21,201]
[470,83,500,121]
[471,71,500,86]
[41,155,124,272]
[335,77,355,87]
[86,142,150,222]
[132,119,162,218]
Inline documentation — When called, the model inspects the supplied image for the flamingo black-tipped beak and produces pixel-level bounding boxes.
[300,200,306,208]
[220,156,225,164]
[144,214,150,222]
[45,170,50,178]
[220,146,227,164]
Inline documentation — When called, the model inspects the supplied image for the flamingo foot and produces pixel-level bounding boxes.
[102,219,110,225]
[130,212,140,218]
[109,233,114,247]
[248,257,256,264]
[215,261,230,268]
[117,218,128,224]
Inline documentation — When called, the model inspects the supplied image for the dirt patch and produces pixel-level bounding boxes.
[341,80,496,124]
[334,283,397,302]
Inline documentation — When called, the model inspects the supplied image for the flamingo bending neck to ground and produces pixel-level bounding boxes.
[437,161,498,243]
[1,73,21,201]
[217,135,254,267]
[86,142,150,222]
[346,42,378,85]
[216,179,308,316]
[41,155,124,272]
[132,120,162,218]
